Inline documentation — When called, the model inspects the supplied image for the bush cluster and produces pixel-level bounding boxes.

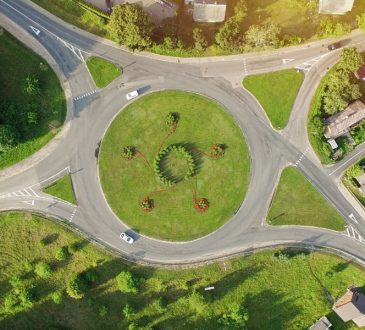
[194,197,209,213]
[154,145,195,186]
[140,196,154,212]
[165,112,178,127]
[211,144,225,158]
[122,146,135,160]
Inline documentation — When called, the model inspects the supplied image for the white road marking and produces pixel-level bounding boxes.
[22,200,35,206]
[294,147,309,167]
[74,90,97,101]
[29,25,40,36]
[69,208,77,222]
[345,225,365,245]
[349,213,358,224]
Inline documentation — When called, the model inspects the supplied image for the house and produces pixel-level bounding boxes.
[186,0,226,23]
[332,286,365,327]
[319,0,355,14]
[324,100,365,139]
[308,316,332,330]
[355,64,365,81]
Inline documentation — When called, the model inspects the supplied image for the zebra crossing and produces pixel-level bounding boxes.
[295,54,329,72]
[74,90,97,101]
[0,187,39,199]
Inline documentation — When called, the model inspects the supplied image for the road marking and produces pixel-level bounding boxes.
[22,200,35,206]
[29,25,40,36]
[294,147,309,167]
[69,208,77,222]
[345,225,365,245]
[349,213,358,224]
[243,58,248,75]
[74,90,97,101]
[282,58,294,64]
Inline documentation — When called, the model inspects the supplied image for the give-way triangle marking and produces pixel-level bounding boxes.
[23,200,35,206]
[282,58,295,64]
[29,26,41,36]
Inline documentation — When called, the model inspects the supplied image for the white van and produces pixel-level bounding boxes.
[125,90,139,100]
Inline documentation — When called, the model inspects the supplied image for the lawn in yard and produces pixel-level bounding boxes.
[99,90,250,241]
[242,69,304,129]
[0,212,363,329]
[267,167,345,231]
[0,28,66,170]
[42,174,77,204]
[86,56,121,88]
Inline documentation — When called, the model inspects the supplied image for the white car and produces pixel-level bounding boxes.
[125,90,139,100]
[120,232,134,244]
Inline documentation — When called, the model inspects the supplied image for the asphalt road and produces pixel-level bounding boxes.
[2,0,365,265]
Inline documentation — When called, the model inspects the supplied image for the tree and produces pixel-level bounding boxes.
[0,125,18,152]
[339,47,364,73]
[55,246,70,261]
[245,23,281,49]
[99,304,108,317]
[66,273,87,299]
[233,0,247,21]
[108,4,153,50]
[346,164,363,179]
[193,28,207,52]
[116,271,138,293]
[357,13,365,31]
[215,17,243,52]
[317,18,351,38]
[23,74,40,96]
[218,303,249,329]
[34,261,52,279]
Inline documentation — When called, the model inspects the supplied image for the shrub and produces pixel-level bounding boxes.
[122,146,135,160]
[39,238,47,247]
[116,271,138,294]
[18,286,34,308]
[22,260,33,272]
[55,246,70,261]
[165,112,178,127]
[140,196,154,212]
[34,261,52,278]
[218,303,249,329]
[52,291,63,304]
[3,292,18,313]
[151,297,167,313]
[23,74,40,96]
[123,303,135,321]
[211,144,225,158]
[9,276,23,288]
[66,273,88,299]
[69,241,83,253]
[84,268,98,283]
[194,197,209,212]
[99,304,108,317]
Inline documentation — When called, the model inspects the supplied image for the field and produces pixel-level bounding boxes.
[267,167,345,231]
[0,29,66,170]
[242,69,304,129]
[86,56,121,88]
[0,212,363,329]
[42,174,77,205]
[99,91,250,241]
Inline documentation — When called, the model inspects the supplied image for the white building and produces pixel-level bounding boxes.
[319,0,355,14]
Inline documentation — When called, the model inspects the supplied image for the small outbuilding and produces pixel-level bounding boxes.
[324,100,365,139]
[332,286,365,327]
[189,0,227,23]
[319,0,354,14]
[308,316,332,330]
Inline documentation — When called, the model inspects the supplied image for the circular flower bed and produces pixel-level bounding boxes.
[140,196,154,212]
[194,197,209,212]
[153,145,196,186]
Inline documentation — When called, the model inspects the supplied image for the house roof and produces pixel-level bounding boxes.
[193,0,226,22]
[324,100,365,139]
[308,316,332,330]
[333,287,365,325]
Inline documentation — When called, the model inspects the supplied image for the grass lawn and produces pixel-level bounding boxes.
[86,56,121,88]
[0,29,66,170]
[268,167,345,231]
[99,91,250,241]
[0,212,363,329]
[242,69,304,129]
[42,174,77,205]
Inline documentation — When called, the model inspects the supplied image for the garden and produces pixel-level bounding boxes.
[99,90,250,241]
[0,212,363,329]
[0,28,66,170]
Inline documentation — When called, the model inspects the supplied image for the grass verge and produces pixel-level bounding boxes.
[86,56,121,88]
[268,167,345,231]
[99,91,250,241]
[0,212,363,329]
[243,69,304,129]
[42,174,76,204]
[0,28,66,170]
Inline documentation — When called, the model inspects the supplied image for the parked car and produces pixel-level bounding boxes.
[327,42,341,51]
[125,90,139,100]
[120,232,134,244]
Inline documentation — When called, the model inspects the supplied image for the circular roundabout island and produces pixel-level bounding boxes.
[99,91,250,241]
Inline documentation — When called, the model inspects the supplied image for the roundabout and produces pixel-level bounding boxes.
[99,91,250,241]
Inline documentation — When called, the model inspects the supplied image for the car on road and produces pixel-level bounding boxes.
[120,232,134,244]
[125,90,139,100]
[327,42,341,51]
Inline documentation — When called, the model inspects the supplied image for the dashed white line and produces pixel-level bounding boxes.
[69,208,77,222]
[294,147,309,167]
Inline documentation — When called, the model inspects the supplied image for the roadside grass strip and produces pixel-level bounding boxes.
[268,167,345,231]
[86,56,121,88]
[42,174,77,205]
[243,69,304,129]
